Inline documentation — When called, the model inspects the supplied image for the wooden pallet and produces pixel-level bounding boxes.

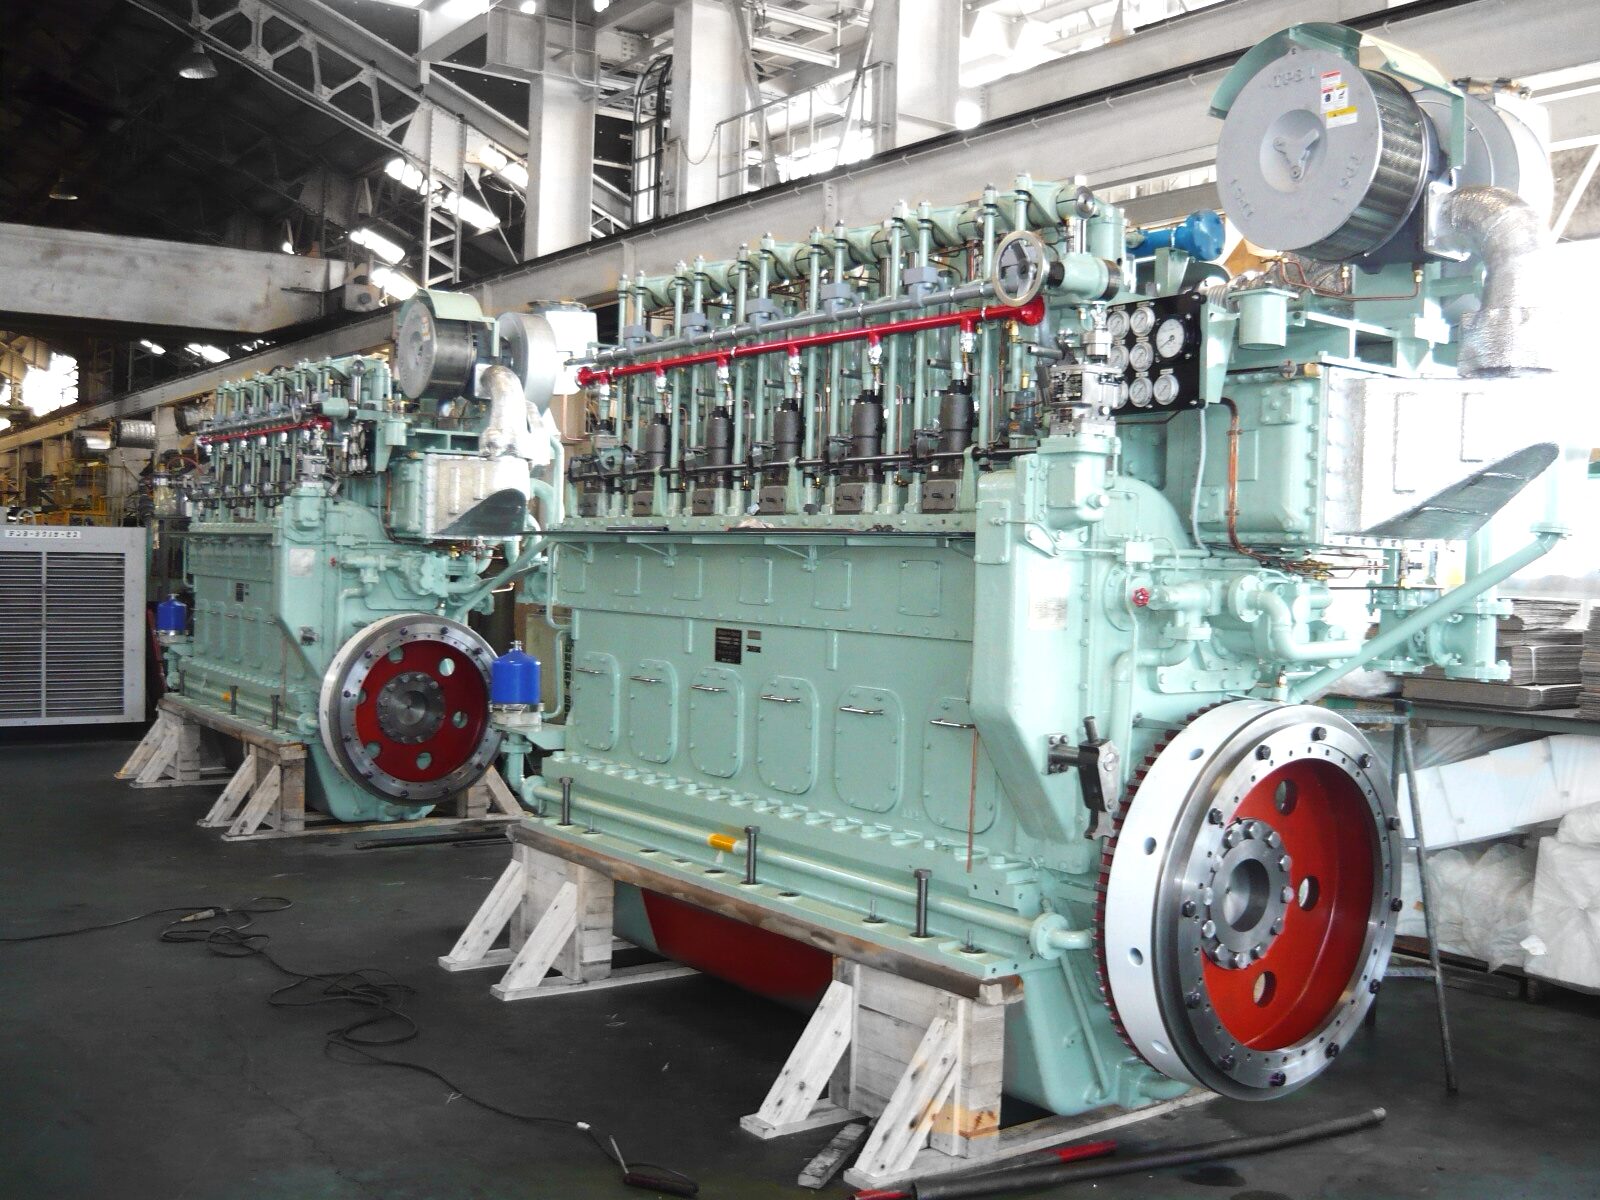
[119,695,522,841]
[446,820,1209,1191]
[439,838,697,999]
[746,958,1213,1191]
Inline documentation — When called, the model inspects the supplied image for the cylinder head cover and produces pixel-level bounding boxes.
[1216,47,1431,260]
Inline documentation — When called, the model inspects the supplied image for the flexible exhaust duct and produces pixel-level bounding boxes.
[1438,185,1556,377]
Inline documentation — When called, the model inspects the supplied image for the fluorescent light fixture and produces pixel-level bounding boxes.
[383,155,499,231]
[384,156,431,194]
[370,266,419,302]
[185,343,231,365]
[444,192,501,232]
[954,99,982,130]
[477,144,531,190]
[350,226,406,264]
[139,340,166,356]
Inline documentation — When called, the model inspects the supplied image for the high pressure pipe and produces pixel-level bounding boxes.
[909,1107,1387,1199]
[579,297,1044,387]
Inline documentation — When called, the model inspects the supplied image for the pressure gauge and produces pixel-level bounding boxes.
[1153,373,1181,405]
[1155,318,1187,359]
[1106,309,1130,340]
[1115,380,1130,409]
[1129,305,1156,337]
[1129,341,1154,373]
[1129,377,1154,408]
[1107,343,1129,373]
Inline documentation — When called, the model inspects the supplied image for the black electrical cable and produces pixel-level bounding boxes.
[2,897,699,1195]
[0,896,287,942]
[910,1107,1387,1199]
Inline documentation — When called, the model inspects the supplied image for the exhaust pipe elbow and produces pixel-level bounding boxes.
[1437,186,1557,377]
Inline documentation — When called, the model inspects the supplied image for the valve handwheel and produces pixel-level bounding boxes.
[1098,700,1401,1098]
[319,613,501,807]
[992,229,1050,307]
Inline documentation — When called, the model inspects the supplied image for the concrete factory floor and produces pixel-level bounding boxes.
[4,734,1600,1200]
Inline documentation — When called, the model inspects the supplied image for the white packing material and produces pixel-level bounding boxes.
[1523,838,1600,992]
[1457,843,1537,973]
[1399,735,1600,849]
[1556,800,1600,847]
[1395,842,1537,972]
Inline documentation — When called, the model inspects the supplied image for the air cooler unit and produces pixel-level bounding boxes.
[0,527,146,727]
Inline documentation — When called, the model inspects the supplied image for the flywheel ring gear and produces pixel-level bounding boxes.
[1097,700,1401,1099]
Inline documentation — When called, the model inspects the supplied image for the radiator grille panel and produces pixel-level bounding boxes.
[0,552,44,719]
[0,534,142,725]
[45,552,127,717]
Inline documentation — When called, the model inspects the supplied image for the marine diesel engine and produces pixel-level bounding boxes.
[172,23,1577,1114]
[159,296,593,821]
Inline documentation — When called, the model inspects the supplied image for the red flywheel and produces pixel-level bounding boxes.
[1099,701,1402,1099]
[319,613,500,804]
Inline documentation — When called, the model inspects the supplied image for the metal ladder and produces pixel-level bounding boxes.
[1346,699,1459,1093]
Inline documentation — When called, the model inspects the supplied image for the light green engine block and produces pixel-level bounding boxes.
[480,23,1578,1118]
[163,296,592,821]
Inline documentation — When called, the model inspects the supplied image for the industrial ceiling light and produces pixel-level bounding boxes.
[176,40,219,80]
[47,174,78,201]
[350,226,407,265]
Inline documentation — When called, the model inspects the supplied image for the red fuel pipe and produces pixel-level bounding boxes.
[577,295,1046,388]
[197,417,332,444]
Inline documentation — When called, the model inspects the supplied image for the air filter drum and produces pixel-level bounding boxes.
[1216,47,1434,261]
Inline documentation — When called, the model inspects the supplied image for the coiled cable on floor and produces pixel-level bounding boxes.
[3,896,698,1195]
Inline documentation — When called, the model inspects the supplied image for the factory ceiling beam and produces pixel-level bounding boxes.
[0,223,350,337]
[255,0,532,154]
[54,0,1600,437]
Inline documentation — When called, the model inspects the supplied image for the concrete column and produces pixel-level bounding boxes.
[669,0,747,214]
[868,0,962,148]
[526,71,597,259]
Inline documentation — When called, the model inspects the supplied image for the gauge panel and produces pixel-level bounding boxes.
[1104,292,1204,416]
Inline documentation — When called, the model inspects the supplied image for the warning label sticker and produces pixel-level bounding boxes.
[1320,69,1358,129]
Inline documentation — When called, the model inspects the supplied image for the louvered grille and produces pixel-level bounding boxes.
[0,551,44,719]
[45,551,126,716]
[0,533,142,725]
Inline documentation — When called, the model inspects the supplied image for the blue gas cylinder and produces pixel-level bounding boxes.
[491,641,541,706]
[155,594,188,635]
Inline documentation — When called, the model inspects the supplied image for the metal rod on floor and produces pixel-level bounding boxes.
[909,1108,1388,1199]
[353,831,508,850]
[1400,705,1460,1094]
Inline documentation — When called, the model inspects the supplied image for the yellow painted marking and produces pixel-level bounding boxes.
[708,832,738,853]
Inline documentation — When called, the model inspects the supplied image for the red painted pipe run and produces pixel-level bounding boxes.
[197,417,333,444]
[577,295,1047,388]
